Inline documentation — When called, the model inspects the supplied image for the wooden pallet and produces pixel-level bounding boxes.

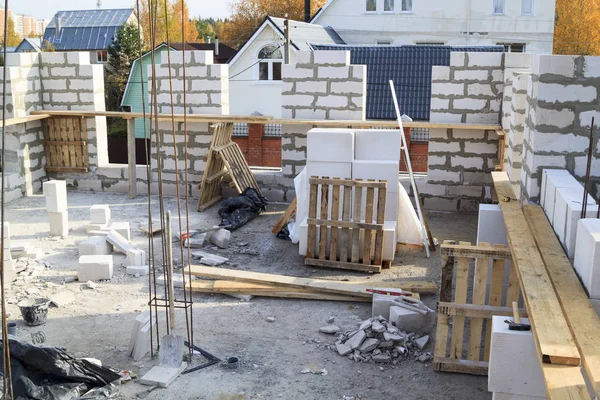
[305,177,386,274]
[197,123,263,211]
[434,241,523,375]
[43,117,89,172]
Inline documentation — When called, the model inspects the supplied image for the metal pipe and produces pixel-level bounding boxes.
[582,117,594,219]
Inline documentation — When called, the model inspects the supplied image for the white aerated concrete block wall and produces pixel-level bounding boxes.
[307,129,354,163]
[574,219,600,298]
[543,174,582,222]
[540,169,572,212]
[489,316,546,398]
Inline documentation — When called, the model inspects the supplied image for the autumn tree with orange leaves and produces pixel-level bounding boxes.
[554,0,600,55]
[220,0,328,49]
[137,0,198,50]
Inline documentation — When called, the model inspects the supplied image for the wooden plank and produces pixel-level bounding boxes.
[329,182,341,261]
[492,171,581,367]
[42,120,52,170]
[80,117,89,168]
[525,205,600,398]
[339,184,352,263]
[433,358,489,375]
[449,242,471,360]
[305,258,381,273]
[306,181,318,259]
[59,118,68,167]
[440,240,456,303]
[438,303,527,319]
[271,198,297,235]
[309,177,386,188]
[373,184,386,265]
[505,260,520,306]
[351,185,363,263]
[43,140,87,146]
[187,265,430,297]
[318,179,329,260]
[0,114,50,127]
[434,313,450,361]
[468,243,491,361]
[441,244,512,260]
[306,219,383,231]
[73,117,82,168]
[65,118,76,169]
[45,166,88,173]
[363,183,375,265]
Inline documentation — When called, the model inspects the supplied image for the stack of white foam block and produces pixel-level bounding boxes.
[540,169,597,259]
[488,316,546,399]
[574,219,600,299]
[43,180,68,237]
[298,128,400,261]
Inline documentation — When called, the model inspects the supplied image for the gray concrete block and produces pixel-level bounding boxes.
[389,306,426,333]
[209,228,230,249]
[78,255,113,281]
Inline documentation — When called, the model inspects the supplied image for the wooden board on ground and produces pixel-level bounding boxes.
[271,198,297,234]
[492,172,580,367]
[187,265,437,296]
[524,205,600,398]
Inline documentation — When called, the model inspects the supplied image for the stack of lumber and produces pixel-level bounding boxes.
[185,265,437,302]
[492,172,600,400]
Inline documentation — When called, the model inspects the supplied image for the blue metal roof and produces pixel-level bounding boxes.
[43,8,134,51]
[311,44,504,120]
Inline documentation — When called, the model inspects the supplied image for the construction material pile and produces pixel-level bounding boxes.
[326,315,432,364]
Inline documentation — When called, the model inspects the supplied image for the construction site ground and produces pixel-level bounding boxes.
[4,191,489,400]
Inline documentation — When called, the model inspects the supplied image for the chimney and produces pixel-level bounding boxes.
[206,36,211,44]
[55,14,61,37]
[215,36,219,56]
[305,0,311,22]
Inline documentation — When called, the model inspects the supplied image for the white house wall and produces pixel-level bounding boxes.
[315,0,555,53]
[229,24,295,118]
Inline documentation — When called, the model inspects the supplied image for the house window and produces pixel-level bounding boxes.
[522,0,533,15]
[258,45,283,81]
[384,0,395,12]
[493,0,505,15]
[366,0,376,12]
[401,0,412,12]
[498,43,526,52]
[97,50,108,63]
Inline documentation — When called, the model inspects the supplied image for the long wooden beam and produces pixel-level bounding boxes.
[186,265,438,296]
[30,110,501,130]
[0,114,51,128]
[524,205,600,398]
[440,244,513,260]
[492,172,590,399]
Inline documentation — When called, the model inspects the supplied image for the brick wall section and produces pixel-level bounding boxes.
[519,55,600,202]
[233,135,282,168]
[430,52,504,124]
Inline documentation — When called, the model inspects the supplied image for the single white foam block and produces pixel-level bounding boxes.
[545,174,581,222]
[107,221,130,241]
[574,219,600,299]
[540,169,571,210]
[49,211,69,237]
[492,393,545,400]
[307,128,354,163]
[383,221,397,261]
[305,161,352,180]
[352,160,399,193]
[488,316,546,397]
[90,204,111,225]
[140,362,187,388]
[78,255,113,281]
[209,228,231,249]
[43,180,67,213]
[299,218,308,256]
[553,187,591,247]
[354,129,402,161]
[565,195,597,259]
[79,236,113,256]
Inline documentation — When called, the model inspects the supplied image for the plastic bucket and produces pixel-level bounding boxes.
[17,298,51,326]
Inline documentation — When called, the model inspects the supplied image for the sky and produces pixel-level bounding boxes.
[8,0,232,20]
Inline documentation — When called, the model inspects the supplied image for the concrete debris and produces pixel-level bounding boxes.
[330,316,432,365]
[208,228,231,249]
[190,250,229,266]
[300,367,328,376]
[319,325,340,334]
[181,233,207,248]
[86,281,97,289]
[327,316,335,324]
[266,317,276,323]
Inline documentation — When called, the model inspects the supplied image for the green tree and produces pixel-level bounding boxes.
[41,40,55,52]
[105,23,141,134]
[194,18,215,42]
[1,16,21,47]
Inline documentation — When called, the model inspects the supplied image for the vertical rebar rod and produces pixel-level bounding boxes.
[166,210,175,328]
[582,117,595,219]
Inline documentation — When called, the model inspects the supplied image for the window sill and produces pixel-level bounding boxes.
[399,11,413,14]
[253,80,282,85]
[492,13,505,16]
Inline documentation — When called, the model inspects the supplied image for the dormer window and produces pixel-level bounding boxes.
[366,0,377,12]
[258,45,282,81]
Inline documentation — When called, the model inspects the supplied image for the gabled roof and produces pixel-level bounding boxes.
[43,8,135,51]
[228,16,344,67]
[15,38,42,53]
[168,42,237,64]
[310,0,335,24]
[312,44,504,120]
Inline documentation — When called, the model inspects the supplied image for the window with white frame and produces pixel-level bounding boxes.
[521,0,533,15]
[97,50,108,63]
[258,45,282,81]
[366,0,376,12]
[384,0,395,12]
[498,42,526,52]
[493,0,505,14]
[401,0,412,12]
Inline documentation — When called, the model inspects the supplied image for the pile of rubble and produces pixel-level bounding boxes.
[322,316,432,364]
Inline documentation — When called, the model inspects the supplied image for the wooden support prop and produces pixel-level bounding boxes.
[492,172,581,367]
[271,198,297,235]
[127,118,137,199]
[525,205,600,398]
[186,265,438,295]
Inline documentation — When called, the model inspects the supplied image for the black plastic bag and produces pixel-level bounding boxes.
[218,188,268,231]
[0,336,121,400]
